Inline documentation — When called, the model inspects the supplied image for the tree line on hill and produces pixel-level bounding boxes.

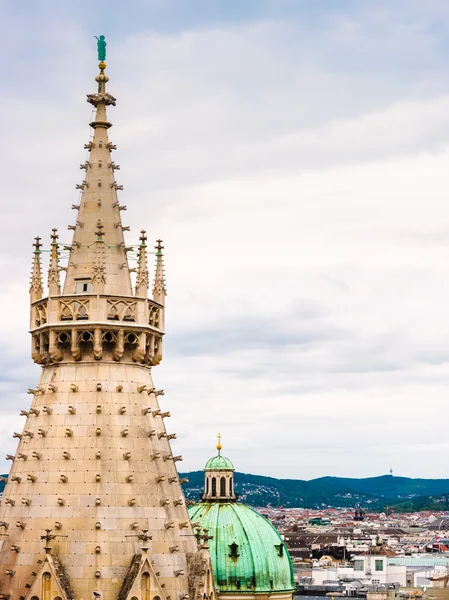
[179,471,449,512]
[0,471,447,512]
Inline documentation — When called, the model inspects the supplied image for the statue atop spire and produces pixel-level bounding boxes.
[95,35,107,62]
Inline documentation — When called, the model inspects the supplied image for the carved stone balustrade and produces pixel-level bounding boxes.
[30,294,163,365]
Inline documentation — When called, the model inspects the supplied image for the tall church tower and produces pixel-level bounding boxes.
[0,39,215,600]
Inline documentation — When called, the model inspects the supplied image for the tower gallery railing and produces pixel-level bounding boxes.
[30,295,163,365]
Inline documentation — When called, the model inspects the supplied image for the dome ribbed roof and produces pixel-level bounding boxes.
[204,454,234,471]
[188,502,294,593]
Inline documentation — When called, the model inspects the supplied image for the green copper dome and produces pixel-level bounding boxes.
[204,454,234,471]
[188,502,294,593]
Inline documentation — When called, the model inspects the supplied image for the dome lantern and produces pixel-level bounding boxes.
[203,434,236,501]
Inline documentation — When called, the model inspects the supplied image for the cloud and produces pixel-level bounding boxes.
[169,300,346,357]
[2,1,449,480]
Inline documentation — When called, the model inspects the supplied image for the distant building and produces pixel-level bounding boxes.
[310,552,406,589]
[388,556,449,588]
[428,517,449,531]
[354,503,365,521]
[309,517,332,526]
[350,552,406,586]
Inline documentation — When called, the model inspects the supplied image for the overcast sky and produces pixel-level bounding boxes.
[2,1,449,480]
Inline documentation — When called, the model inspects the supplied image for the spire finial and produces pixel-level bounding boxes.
[217,432,222,454]
[152,239,167,304]
[30,237,43,302]
[48,228,61,295]
[135,230,149,297]
[88,34,115,123]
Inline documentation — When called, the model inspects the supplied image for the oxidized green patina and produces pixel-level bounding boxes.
[188,502,294,593]
[95,35,107,61]
[204,454,235,471]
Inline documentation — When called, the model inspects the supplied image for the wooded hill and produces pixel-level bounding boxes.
[0,471,447,511]
[179,471,449,511]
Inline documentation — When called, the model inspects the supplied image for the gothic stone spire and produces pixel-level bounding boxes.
[0,40,213,600]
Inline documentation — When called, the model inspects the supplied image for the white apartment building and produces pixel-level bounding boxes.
[312,555,407,588]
